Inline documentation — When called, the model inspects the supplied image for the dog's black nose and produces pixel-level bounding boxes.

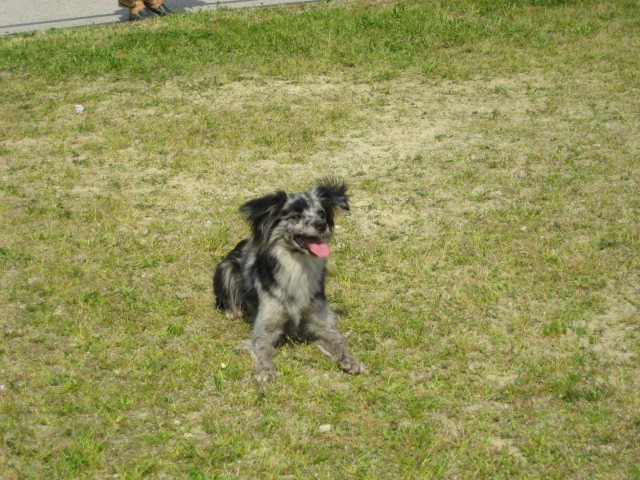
[314,219,327,232]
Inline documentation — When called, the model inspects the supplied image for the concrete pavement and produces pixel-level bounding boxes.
[0,0,318,36]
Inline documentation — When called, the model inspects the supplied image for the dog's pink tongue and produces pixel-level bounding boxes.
[307,239,330,258]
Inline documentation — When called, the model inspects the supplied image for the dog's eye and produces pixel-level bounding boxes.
[318,210,326,219]
[289,213,302,221]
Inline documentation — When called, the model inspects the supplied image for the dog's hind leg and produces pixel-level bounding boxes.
[213,258,244,319]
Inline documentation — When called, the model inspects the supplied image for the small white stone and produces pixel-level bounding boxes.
[319,424,331,433]
[220,363,227,369]
[75,104,85,114]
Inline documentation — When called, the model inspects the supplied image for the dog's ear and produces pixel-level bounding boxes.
[239,191,288,243]
[314,179,349,229]
[314,179,349,211]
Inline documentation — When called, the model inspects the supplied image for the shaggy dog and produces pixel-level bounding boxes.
[214,180,365,383]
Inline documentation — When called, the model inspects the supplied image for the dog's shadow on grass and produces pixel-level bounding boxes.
[333,306,349,318]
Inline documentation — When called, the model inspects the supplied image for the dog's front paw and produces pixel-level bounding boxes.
[254,369,278,385]
[340,357,366,375]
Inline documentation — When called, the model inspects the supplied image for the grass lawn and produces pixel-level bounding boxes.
[1,0,639,478]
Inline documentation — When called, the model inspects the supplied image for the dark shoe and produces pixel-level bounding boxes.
[147,4,174,15]
[129,7,155,21]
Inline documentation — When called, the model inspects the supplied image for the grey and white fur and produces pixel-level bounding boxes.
[213,180,365,383]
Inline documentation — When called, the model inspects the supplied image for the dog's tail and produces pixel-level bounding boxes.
[213,240,246,319]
